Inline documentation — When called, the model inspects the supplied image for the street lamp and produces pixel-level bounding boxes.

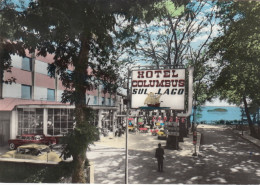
[124,67,131,184]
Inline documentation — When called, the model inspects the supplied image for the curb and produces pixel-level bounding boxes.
[228,128,260,149]
[0,157,59,164]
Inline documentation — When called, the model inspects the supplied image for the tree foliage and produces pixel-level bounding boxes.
[0,0,26,98]
[209,1,260,137]
[8,0,188,182]
[130,1,218,108]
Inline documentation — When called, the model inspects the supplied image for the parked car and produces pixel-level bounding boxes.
[0,144,61,163]
[8,134,56,150]
[157,129,167,140]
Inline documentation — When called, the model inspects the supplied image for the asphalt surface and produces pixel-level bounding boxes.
[88,131,201,184]
[88,126,260,184]
[197,126,260,184]
[0,125,259,184]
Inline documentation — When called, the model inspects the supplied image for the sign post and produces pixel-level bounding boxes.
[165,122,179,150]
[125,68,130,184]
[129,66,193,152]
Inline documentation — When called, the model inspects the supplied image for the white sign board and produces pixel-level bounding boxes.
[131,69,185,110]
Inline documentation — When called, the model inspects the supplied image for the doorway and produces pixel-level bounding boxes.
[0,120,10,146]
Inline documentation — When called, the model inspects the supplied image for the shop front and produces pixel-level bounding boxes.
[0,98,119,144]
[13,106,118,142]
[11,105,75,142]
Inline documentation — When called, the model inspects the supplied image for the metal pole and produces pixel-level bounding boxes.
[192,106,197,156]
[125,112,129,184]
[241,108,244,136]
[125,68,130,184]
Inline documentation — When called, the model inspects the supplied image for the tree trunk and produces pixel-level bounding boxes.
[71,33,91,183]
[72,152,87,183]
[243,96,258,138]
[0,41,3,99]
[0,61,3,99]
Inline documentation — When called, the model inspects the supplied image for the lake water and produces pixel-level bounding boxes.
[191,106,241,123]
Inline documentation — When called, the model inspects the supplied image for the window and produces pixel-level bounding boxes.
[47,64,55,77]
[18,108,43,135]
[94,96,97,105]
[112,99,115,106]
[102,97,105,105]
[66,70,73,80]
[47,109,74,136]
[47,89,55,101]
[21,85,32,99]
[22,57,32,71]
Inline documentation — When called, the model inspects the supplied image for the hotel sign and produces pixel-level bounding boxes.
[131,69,185,110]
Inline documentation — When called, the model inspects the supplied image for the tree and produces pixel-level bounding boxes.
[0,0,26,98]
[209,1,260,137]
[133,1,216,66]
[13,0,187,182]
[129,1,218,134]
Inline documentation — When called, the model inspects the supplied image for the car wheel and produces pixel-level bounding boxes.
[9,143,16,150]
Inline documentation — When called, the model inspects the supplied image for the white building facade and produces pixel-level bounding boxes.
[0,52,122,145]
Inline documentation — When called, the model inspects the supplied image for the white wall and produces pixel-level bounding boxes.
[10,110,17,139]
[11,55,22,69]
[57,89,63,102]
[87,94,94,105]
[3,83,21,98]
[35,60,48,75]
[34,86,47,100]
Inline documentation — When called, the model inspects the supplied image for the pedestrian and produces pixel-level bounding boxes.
[118,127,122,137]
[115,127,118,137]
[155,143,164,172]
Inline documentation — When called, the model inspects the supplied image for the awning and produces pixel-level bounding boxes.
[0,98,70,111]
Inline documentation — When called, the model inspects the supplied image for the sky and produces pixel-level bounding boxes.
[204,98,236,107]
[10,0,229,107]
[130,1,226,106]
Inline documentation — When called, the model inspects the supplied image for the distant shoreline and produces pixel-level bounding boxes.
[207,108,228,112]
[201,105,238,107]
[191,106,241,122]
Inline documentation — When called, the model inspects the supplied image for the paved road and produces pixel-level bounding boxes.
[87,145,126,184]
[88,132,198,184]
[196,126,260,184]
[88,127,260,184]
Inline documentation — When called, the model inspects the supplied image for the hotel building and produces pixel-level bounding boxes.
[0,52,122,145]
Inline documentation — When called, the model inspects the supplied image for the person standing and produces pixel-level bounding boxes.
[155,143,164,172]
[118,127,122,137]
[115,127,118,137]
